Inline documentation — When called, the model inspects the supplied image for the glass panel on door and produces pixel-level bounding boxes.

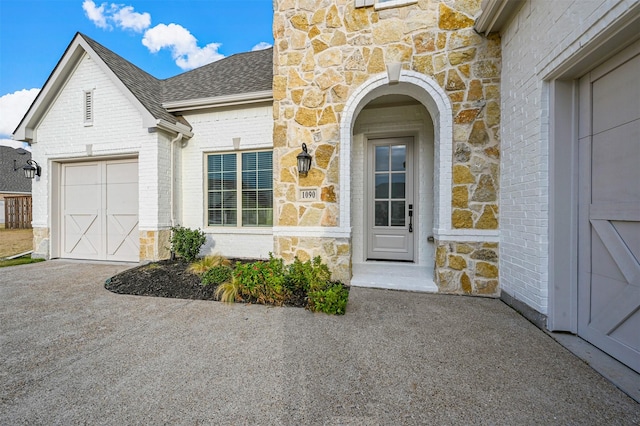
[374,144,407,228]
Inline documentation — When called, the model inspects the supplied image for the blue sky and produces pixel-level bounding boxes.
[0,0,274,148]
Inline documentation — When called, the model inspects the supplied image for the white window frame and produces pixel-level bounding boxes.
[83,89,94,126]
[205,149,273,228]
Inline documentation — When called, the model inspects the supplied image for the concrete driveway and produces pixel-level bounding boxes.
[1,260,638,425]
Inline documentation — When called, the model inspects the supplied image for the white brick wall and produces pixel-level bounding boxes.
[34,53,158,230]
[180,104,274,259]
[499,0,633,313]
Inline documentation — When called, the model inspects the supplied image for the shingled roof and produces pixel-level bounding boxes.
[80,33,273,127]
[163,47,273,102]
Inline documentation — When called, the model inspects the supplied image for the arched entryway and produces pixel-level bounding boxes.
[339,70,453,291]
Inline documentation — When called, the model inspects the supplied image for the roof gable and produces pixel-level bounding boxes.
[14,33,273,142]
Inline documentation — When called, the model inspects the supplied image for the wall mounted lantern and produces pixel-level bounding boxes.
[296,143,312,177]
[20,159,41,179]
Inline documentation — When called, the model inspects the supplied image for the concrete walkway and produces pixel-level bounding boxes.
[1,260,638,425]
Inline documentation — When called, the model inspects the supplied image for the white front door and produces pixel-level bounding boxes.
[578,44,640,373]
[367,137,414,261]
[61,159,139,262]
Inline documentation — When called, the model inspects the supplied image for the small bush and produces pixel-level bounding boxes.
[285,256,332,292]
[170,226,206,262]
[233,255,290,306]
[188,254,231,276]
[308,283,349,315]
[201,265,233,286]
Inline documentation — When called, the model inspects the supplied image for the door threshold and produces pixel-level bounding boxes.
[351,261,438,293]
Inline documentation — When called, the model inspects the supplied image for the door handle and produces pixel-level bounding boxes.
[408,204,413,233]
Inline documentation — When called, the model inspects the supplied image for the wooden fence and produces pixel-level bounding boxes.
[4,196,32,229]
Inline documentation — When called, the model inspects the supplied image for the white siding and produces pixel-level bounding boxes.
[180,104,274,259]
[500,0,634,313]
[34,53,161,232]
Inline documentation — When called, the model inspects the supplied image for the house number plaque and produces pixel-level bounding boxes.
[298,188,319,201]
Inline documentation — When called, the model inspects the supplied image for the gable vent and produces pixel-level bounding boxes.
[84,90,93,124]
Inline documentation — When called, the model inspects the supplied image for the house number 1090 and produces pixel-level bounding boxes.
[299,188,319,201]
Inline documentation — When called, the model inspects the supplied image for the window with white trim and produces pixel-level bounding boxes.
[83,90,94,125]
[206,151,273,227]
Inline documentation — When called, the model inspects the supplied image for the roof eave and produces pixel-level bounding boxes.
[474,0,524,35]
[163,90,273,113]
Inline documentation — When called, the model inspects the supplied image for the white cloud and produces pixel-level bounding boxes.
[0,139,30,150]
[82,0,109,29]
[142,24,224,70]
[252,42,272,51]
[112,5,151,32]
[83,1,151,32]
[0,89,40,138]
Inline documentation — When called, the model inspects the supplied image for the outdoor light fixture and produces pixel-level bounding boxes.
[21,159,41,179]
[297,143,312,177]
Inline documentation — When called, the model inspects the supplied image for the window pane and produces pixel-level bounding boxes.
[242,210,257,226]
[258,209,273,226]
[242,152,257,171]
[391,173,405,198]
[258,190,273,208]
[243,191,257,209]
[390,201,405,226]
[375,201,388,226]
[208,192,221,208]
[258,169,272,189]
[223,154,236,172]
[223,210,237,226]
[375,174,389,199]
[258,151,273,169]
[223,172,236,189]
[243,171,257,189]
[208,155,222,173]
[375,146,389,171]
[208,177,221,191]
[391,145,406,171]
[208,210,222,225]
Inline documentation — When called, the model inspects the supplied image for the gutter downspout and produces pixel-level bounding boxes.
[170,132,184,259]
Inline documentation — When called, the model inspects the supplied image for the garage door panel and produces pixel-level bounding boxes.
[591,121,640,203]
[61,160,139,262]
[612,221,640,263]
[64,163,100,185]
[592,54,640,133]
[579,44,640,374]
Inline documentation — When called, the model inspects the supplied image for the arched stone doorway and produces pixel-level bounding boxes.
[340,70,453,291]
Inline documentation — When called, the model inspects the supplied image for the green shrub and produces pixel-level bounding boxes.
[285,256,332,292]
[201,265,233,286]
[233,255,290,306]
[307,283,350,315]
[170,226,206,262]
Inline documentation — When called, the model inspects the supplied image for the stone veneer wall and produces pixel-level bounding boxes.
[32,227,49,259]
[139,229,171,262]
[273,0,500,287]
[436,241,498,295]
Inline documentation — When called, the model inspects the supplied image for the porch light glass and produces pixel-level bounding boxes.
[297,143,312,177]
[22,159,41,179]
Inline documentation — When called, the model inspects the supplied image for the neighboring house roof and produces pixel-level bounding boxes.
[13,32,274,142]
[0,146,32,194]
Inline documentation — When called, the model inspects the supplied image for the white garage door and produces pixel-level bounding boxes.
[578,43,640,373]
[61,159,139,262]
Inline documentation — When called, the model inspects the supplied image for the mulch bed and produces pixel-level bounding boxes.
[105,259,308,308]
